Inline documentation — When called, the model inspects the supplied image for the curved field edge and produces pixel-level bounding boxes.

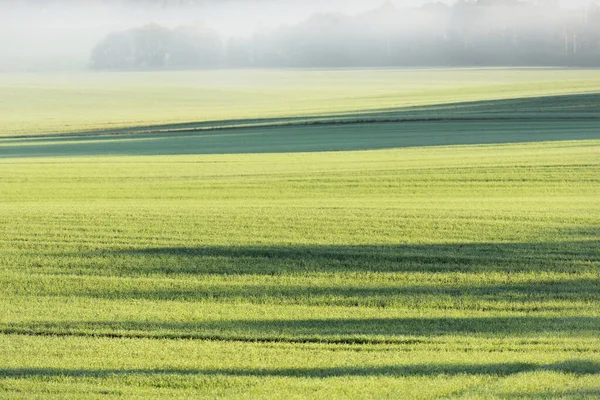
[2,68,600,137]
[3,92,600,140]
[2,94,600,158]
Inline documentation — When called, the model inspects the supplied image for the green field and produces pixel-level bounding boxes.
[2,68,600,137]
[1,69,600,399]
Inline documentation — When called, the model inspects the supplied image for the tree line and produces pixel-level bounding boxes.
[91,0,600,69]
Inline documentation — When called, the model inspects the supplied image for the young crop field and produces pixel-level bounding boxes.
[2,68,600,137]
[1,69,599,399]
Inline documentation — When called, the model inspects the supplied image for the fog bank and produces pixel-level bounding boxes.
[1,0,598,71]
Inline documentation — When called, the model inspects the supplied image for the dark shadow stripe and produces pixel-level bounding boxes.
[1,360,598,379]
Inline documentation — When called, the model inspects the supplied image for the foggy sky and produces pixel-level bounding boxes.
[0,0,597,71]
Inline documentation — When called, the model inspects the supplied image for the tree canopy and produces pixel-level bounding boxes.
[90,0,600,69]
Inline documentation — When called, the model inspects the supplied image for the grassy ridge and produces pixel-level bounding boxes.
[2,93,600,157]
[1,135,599,398]
[2,68,600,136]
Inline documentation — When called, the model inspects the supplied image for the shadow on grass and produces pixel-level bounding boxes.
[74,240,600,276]
[1,360,598,379]
[2,93,600,158]
[45,278,600,308]
[7,92,599,141]
[502,390,600,399]
[10,240,598,309]
[3,317,598,342]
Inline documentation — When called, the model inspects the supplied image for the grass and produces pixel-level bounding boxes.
[2,92,600,157]
[3,336,600,399]
[1,136,599,398]
[1,68,599,398]
[2,68,600,137]
[2,336,600,400]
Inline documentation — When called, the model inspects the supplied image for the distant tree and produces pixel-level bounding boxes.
[90,0,600,70]
[169,24,223,67]
[91,24,171,69]
[131,24,172,69]
[91,23,222,70]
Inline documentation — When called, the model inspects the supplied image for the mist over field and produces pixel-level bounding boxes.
[3,3,600,400]
[0,0,599,70]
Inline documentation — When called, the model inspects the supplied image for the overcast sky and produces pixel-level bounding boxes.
[2,1,596,34]
[121,0,597,38]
